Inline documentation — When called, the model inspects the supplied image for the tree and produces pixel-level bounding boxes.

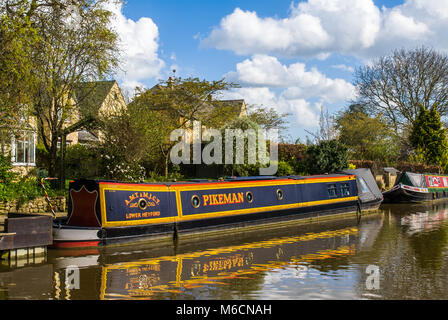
[29,0,120,178]
[0,0,39,145]
[335,104,400,164]
[128,77,239,178]
[246,105,290,140]
[305,139,348,175]
[305,106,337,143]
[409,104,448,170]
[220,117,266,177]
[97,112,146,181]
[354,46,448,135]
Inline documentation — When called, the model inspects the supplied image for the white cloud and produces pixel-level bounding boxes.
[331,64,355,73]
[220,55,355,132]
[221,87,320,128]
[105,2,165,92]
[220,87,277,108]
[201,8,331,57]
[225,55,356,103]
[293,0,381,52]
[202,0,448,60]
[202,0,380,58]
[381,8,430,42]
[280,98,321,128]
[407,0,448,19]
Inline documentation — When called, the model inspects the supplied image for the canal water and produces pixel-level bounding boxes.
[1,201,448,300]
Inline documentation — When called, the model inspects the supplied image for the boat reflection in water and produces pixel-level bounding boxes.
[4,201,448,300]
[46,212,383,300]
[400,205,448,235]
[100,225,360,299]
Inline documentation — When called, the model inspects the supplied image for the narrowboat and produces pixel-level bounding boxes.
[52,168,382,248]
[383,171,448,203]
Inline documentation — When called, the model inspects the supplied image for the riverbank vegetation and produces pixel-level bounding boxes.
[2,1,448,202]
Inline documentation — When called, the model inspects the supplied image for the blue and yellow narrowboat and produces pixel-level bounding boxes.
[52,168,382,247]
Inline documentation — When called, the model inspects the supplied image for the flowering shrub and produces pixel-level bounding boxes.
[99,144,146,182]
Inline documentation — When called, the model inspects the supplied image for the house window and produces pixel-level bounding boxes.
[327,184,337,197]
[341,183,350,196]
[57,139,72,149]
[11,131,36,166]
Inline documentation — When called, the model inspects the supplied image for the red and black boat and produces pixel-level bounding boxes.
[52,168,382,248]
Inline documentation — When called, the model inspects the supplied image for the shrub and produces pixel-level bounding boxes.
[278,143,306,163]
[0,175,56,203]
[0,154,17,184]
[65,144,100,179]
[35,143,50,169]
[409,104,448,170]
[305,139,349,174]
[276,161,295,176]
[98,143,146,182]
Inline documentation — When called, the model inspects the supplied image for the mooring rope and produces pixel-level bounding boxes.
[40,177,58,219]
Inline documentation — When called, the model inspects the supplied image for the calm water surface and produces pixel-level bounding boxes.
[2,201,448,300]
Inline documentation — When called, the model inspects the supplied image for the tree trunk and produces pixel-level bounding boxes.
[59,134,66,190]
[48,137,58,178]
[165,152,169,179]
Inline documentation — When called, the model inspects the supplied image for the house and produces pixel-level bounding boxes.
[1,80,126,176]
[148,81,248,133]
[218,99,248,118]
[1,115,37,176]
[64,80,127,145]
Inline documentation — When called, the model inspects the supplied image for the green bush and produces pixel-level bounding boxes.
[0,155,57,202]
[35,143,50,169]
[0,154,17,184]
[65,144,100,179]
[409,104,448,170]
[276,161,295,176]
[305,139,349,174]
[0,176,56,203]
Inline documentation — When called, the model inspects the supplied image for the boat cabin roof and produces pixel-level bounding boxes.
[72,173,353,187]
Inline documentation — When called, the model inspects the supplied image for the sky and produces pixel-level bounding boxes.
[106,0,448,141]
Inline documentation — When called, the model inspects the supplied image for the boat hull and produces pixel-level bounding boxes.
[383,184,430,203]
[383,183,448,203]
[51,225,101,248]
[53,200,374,247]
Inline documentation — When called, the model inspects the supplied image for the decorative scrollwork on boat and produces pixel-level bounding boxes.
[138,198,147,210]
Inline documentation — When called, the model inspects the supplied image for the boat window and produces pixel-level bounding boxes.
[276,189,284,200]
[358,177,370,193]
[341,183,350,196]
[327,184,337,197]
[191,195,201,208]
[246,191,254,203]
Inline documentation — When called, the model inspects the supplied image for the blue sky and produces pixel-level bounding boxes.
[108,0,448,141]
